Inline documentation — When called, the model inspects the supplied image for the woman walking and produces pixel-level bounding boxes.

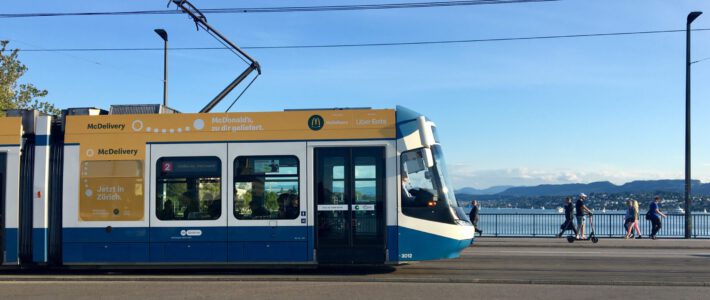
[625,199,641,239]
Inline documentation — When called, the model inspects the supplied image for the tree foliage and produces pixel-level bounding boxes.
[1,40,59,116]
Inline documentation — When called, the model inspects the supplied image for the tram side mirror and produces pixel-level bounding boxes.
[403,148,434,171]
[424,171,432,180]
[404,151,425,173]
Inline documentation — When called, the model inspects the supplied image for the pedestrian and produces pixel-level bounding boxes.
[575,193,592,239]
[626,199,641,239]
[557,197,577,238]
[469,200,483,236]
[647,196,667,240]
[623,199,634,235]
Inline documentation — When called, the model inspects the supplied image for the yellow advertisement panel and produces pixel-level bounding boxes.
[0,117,22,145]
[80,160,144,221]
[64,109,396,144]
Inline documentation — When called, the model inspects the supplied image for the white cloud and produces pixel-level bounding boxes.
[448,164,688,190]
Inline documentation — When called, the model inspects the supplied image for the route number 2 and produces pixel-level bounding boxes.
[162,162,173,172]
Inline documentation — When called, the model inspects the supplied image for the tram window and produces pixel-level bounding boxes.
[156,157,221,221]
[234,156,299,220]
[354,160,377,203]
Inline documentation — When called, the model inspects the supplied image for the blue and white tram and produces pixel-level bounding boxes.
[0,106,473,268]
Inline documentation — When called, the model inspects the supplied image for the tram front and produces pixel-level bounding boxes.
[395,106,474,262]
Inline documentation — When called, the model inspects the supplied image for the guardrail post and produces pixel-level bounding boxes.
[608,214,612,238]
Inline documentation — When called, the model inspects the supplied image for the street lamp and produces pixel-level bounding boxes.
[154,29,168,107]
[685,11,702,239]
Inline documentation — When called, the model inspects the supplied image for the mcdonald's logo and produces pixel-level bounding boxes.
[308,115,324,131]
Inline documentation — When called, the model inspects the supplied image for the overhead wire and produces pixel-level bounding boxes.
[0,0,559,18]
[10,28,710,53]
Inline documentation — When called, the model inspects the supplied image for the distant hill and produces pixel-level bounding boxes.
[456,186,514,195]
[457,180,710,197]
[498,181,617,196]
[696,183,710,194]
[618,179,701,194]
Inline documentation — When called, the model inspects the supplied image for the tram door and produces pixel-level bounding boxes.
[0,153,5,264]
[315,147,385,264]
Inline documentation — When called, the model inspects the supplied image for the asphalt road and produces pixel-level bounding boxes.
[1,282,707,300]
[1,238,709,299]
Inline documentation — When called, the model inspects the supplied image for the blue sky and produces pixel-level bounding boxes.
[3,0,710,189]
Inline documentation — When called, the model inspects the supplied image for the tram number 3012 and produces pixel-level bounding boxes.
[400,253,413,259]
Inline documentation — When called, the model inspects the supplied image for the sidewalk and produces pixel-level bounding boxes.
[472,237,710,249]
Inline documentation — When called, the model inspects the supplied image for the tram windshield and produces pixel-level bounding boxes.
[401,145,465,224]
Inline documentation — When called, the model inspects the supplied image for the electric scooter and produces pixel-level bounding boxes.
[567,213,599,243]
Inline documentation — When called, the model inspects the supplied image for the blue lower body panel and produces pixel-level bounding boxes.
[3,228,18,265]
[398,226,471,261]
[63,227,150,263]
[62,226,311,264]
[32,228,48,263]
[227,226,309,262]
[387,226,399,262]
[64,243,149,263]
[150,242,228,262]
[59,225,469,264]
[229,241,308,262]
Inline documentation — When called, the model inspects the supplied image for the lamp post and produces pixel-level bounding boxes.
[685,11,702,239]
[154,29,168,107]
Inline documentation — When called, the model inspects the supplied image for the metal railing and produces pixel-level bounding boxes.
[477,213,710,238]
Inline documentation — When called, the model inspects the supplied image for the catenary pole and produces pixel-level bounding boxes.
[685,11,702,239]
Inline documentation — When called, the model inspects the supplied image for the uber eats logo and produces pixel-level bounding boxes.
[308,115,324,131]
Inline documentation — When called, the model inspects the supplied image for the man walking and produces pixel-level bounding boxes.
[557,197,577,238]
[575,193,592,239]
[648,196,667,240]
[469,200,483,236]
